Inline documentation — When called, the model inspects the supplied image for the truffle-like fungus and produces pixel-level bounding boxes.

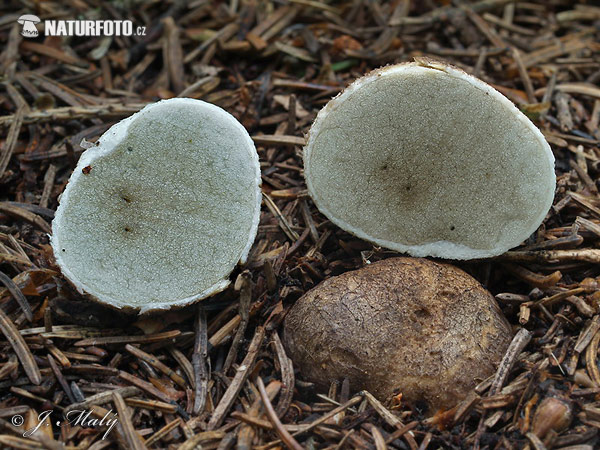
[303,59,556,259]
[51,98,261,313]
[283,257,513,412]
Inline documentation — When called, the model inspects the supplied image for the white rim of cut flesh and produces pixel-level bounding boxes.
[51,98,262,313]
[303,60,556,260]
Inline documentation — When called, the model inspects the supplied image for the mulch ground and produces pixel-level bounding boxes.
[1,0,600,448]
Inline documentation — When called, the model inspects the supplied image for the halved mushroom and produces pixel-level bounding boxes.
[51,98,262,313]
[303,59,556,259]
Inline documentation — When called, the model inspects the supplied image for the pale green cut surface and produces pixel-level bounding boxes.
[304,62,556,259]
[51,98,261,312]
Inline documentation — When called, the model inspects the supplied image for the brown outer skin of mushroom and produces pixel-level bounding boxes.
[282,257,513,413]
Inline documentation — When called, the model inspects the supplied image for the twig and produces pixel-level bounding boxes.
[64,387,140,414]
[118,371,175,404]
[74,330,181,346]
[192,305,208,415]
[389,0,516,26]
[0,270,33,322]
[178,431,225,450]
[512,47,536,103]
[502,264,561,288]
[252,135,306,147]
[263,193,300,241]
[256,395,363,449]
[162,17,185,95]
[233,410,304,431]
[257,377,304,450]
[525,432,547,450]
[362,390,403,427]
[47,354,76,404]
[112,391,147,450]
[465,7,508,49]
[125,344,187,389]
[0,103,149,126]
[0,203,51,233]
[384,421,419,445]
[418,432,432,450]
[489,328,532,396]
[169,347,195,389]
[207,326,265,429]
[574,316,600,354]
[20,40,88,67]
[271,332,295,417]
[222,272,252,374]
[0,308,41,385]
[237,381,283,449]
[368,424,388,450]
[0,107,24,178]
[500,249,600,264]
[143,418,181,447]
[125,398,177,413]
[0,253,34,267]
[585,329,600,386]
[39,164,57,209]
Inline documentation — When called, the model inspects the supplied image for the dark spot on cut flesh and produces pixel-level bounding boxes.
[82,165,92,174]
[450,226,455,231]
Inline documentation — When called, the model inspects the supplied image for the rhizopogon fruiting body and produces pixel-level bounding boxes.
[283,257,513,412]
[303,59,556,260]
[51,98,261,313]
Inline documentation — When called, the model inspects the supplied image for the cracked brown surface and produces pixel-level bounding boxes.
[283,257,513,413]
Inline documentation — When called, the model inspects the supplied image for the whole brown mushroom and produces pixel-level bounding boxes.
[282,257,513,413]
